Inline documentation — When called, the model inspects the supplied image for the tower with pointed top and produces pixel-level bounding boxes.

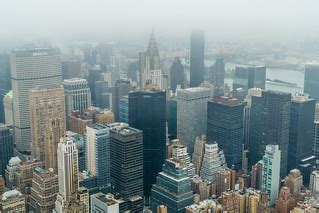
[141,31,164,89]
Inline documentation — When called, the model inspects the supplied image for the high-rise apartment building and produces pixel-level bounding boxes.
[251,161,263,190]
[170,57,184,92]
[85,124,110,189]
[207,96,244,170]
[262,144,281,206]
[177,87,211,155]
[129,90,166,197]
[110,124,144,212]
[249,90,291,178]
[150,158,194,213]
[284,169,303,197]
[190,30,205,87]
[217,169,236,195]
[112,79,131,121]
[288,94,316,174]
[29,86,66,172]
[233,66,266,91]
[0,124,13,177]
[29,167,59,212]
[63,78,91,127]
[304,64,319,101]
[275,186,296,213]
[200,142,226,183]
[11,48,62,154]
[55,138,86,212]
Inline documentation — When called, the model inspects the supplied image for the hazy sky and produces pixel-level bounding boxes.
[1,0,319,42]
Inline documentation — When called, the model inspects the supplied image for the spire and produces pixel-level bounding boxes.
[146,30,159,58]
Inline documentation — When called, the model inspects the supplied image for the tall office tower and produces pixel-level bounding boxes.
[3,91,13,126]
[217,169,236,196]
[170,57,184,92]
[119,96,129,123]
[233,66,266,91]
[0,54,11,123]
[110,124,144,212]
[262,144,281,206]
[304,64,319,101]
[127,60,138,82]
[129,90,166,197]
[29,167,59,212]
[275,186,296,213]
[112,79,131,121]
[138,52,146,88]
[150,158,194,213]
[289,94,316,170]
[0,190,26,212]
[166,97,177,140]
[209,58,225,96]
[63,78,91,128]
[95,81,111,109]
[314,121,319,166]
[200,142,226,183]
[66,132,86,172]
[190,30,205,87]
[29,86,66,172]
[207,96,244,170]
[251,161,263,190]
[62,61,81,79]
[284,169,303,197]
[87,67,103,103]
[192,135,207,175]
[11,48,62,154]
[141,31,164,89]
[167,139,196,178]
[0,124,13,177]
[249,90,291,178]
[55,138,86,212]
[85,124,110,189]
[177,87,211,155]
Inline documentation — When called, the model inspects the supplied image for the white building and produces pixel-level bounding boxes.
[90,193,120,213]
[309,170,319,198]
[177,87,211,155]
[3,90,13,126]
[262,144,281,206]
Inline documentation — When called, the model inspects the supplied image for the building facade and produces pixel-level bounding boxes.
[170,57,184,92]
[190,30,205,87]
[0,124,13,177]
[233,66,266,90]
[304,64,319,101]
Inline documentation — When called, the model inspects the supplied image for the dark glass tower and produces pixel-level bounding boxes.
[207,96,244,170]
[233,66,266,91]
[129,90,166,198]
[288,94,316,183]
[95,81,110,109]
[190,30,205,87]
[209,58,225,96]
[0,124,13,176]
[0,54,10,123]
[170,57,184,92]
[304,64,319,102]
[249,90,291,178]
[166,98,177,140]
[110,124,144,212]
[150,158,193,213]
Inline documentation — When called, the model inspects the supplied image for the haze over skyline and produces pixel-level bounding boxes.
[1,0,319,42]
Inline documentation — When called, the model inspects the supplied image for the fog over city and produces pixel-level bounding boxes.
[1,0,319,42]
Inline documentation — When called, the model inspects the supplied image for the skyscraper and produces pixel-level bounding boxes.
[119,96,129,123]
[63,78,91,128]
[309,170,319,198]
[150,158,194,213]
[95,80,111,109]
[207,96,244,170]
[110,124,144,212]
[170,57,184,92]
[177,87,211,155]
[0,124,13,177]
[28,167,59,212]
[190,30,205,87]
[192,135,207,175]
[29,86,66,172]
[262,144,281,206]
[141,31,164,89]
[288,94,316,174]
[0,54,11,123]
[129,89,166,197]
[249,90,291,178]
[233,66,266,91]
[166,97,177,140]
[209,58,225,96]
[251,161,263,190]
[112,79,131,121]
[11,48,62,154]
[55,138,86,212]
[85,124,110,189]
[304,64,319,101]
